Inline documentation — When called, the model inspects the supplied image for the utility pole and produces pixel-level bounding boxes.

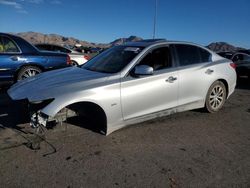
[153,0,158,39]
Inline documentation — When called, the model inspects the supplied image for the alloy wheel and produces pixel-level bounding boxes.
[209,85,225,110]
[21,68,40,79]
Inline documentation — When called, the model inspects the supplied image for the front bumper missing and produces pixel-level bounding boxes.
[8,97,77,129]
[30,107,77,129]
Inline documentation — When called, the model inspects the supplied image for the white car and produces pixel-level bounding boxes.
[9,39,237,135]
[35,43,90,66]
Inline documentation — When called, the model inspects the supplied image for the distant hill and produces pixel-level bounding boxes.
[110,36,143,46]
[14,32,108,48]
[13,32,143,48]
[206,42,245,52]
[12,32,246,52]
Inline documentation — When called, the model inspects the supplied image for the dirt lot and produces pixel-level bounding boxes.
[0,78,250,188]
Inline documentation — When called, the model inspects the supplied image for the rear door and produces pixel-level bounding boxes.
[172,44,213,106]
[121,46,179,120]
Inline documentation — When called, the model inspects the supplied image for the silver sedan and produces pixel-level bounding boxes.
[8,39,237,135]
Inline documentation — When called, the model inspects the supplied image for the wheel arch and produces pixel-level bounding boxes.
[217,78,229,98]
[42,100,108,134]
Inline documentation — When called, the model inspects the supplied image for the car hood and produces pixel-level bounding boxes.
[8,67,111,101]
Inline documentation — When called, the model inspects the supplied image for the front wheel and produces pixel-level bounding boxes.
[205,81,226,113]
[17,66,42,81]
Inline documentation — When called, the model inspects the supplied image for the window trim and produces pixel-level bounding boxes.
[0,36,22,54]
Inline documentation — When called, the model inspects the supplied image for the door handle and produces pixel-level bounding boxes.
[10,56,19,61]
[205,69,214,74]
[166,76,177,83]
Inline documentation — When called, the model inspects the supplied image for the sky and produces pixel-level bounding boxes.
[0,0,250,48]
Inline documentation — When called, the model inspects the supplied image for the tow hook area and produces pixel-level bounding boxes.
[30,111,48,128]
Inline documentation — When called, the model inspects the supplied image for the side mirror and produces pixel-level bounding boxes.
[134,65,154,76]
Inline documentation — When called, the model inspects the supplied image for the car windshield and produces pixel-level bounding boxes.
[82,46,143,73]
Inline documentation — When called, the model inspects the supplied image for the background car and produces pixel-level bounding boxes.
[0,33,71,86]
[35,43,90,66]
[237,49,250,55]
[218,52,250,78]
[89,47,103,54]
[217,51,234,59]
[74,46,92,54]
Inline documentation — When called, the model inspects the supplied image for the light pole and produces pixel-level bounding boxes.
[153,0,158,39]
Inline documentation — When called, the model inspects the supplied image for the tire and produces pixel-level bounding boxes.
[205,81,226,113]
[71,60,79,67]
[17,66,42,81]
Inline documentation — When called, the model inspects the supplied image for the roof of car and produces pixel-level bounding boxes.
[124,39,167,47]
[123,39,212,51]
[0,32,15,36]
[0,33,24,40]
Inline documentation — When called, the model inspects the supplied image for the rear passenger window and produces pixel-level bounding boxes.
[1,36,20,53]
[53,46,66,53]
[174,44,211,66]
[36,45,50,51]
[200,48,211,62]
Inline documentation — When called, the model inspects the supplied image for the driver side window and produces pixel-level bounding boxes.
[138,47,172,71]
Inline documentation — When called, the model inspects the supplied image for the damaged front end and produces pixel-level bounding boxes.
[29,99,77,129]
[30,111,49,128]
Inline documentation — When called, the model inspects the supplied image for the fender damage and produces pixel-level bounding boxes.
[7,66,111,131]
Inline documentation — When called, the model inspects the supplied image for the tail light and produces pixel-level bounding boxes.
[230,62,236,69]
[84,55,90,61]
[66,55,71,65]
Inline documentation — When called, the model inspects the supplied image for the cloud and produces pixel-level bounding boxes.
[0,0,44,14]
[0,0,59,14]
[0,0,23,9]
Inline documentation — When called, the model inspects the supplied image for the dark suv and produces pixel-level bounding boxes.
[218,52,250,78]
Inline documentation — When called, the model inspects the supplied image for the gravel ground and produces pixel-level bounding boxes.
[0,78,249,188]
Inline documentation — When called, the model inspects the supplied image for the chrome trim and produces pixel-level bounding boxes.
[0,68,11,71]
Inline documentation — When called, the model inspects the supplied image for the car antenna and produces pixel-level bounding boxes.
[153,0,158,39]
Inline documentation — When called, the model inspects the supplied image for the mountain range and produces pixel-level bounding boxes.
[13,32,246,52]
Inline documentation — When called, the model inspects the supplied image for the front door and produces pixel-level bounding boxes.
[121,46,178,120]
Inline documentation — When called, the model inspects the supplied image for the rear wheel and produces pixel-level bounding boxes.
[205,81,226,113]
[71,60,79,66]
[17,66,42,81]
